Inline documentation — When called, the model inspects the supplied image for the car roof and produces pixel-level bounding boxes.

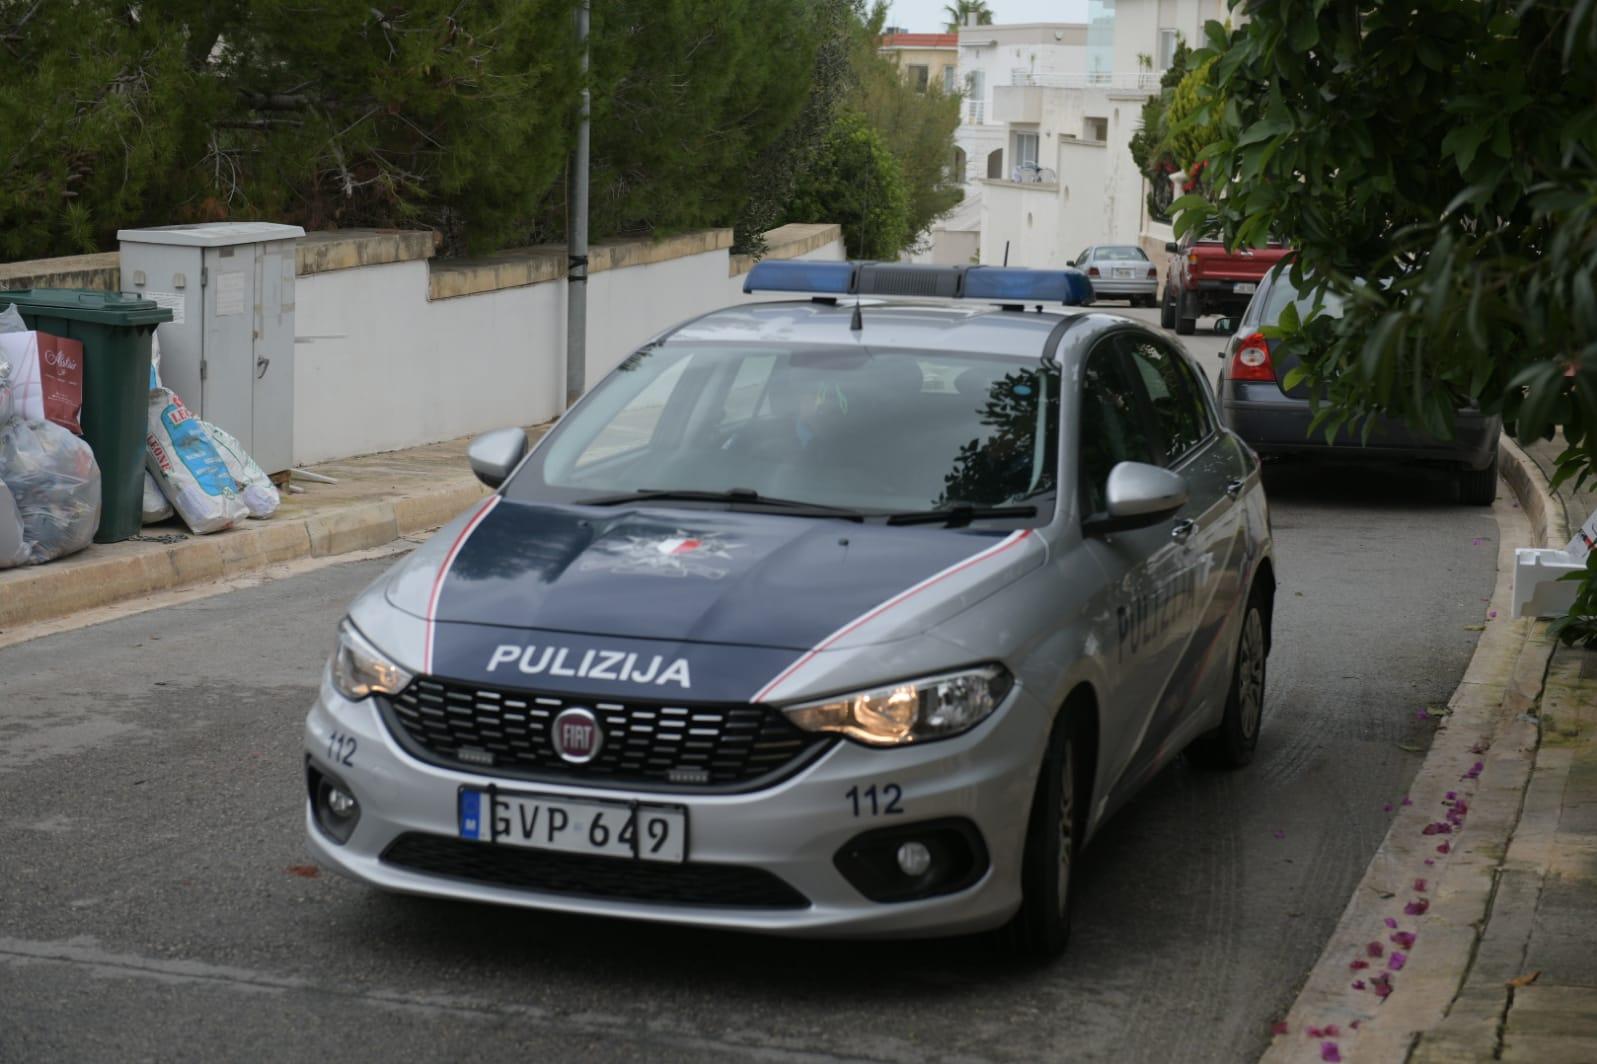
[665,299,1150,362]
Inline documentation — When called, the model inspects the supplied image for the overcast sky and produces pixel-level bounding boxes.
[882,0,1091,32]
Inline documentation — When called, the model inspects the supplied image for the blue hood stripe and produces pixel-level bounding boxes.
[424,495,501,674]
[750,529,1032,703]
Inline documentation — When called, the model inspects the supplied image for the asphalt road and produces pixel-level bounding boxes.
[0,308,1502,1064]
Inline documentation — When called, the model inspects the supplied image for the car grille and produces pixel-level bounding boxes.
[381,833,810,910]
[380,677,830,792]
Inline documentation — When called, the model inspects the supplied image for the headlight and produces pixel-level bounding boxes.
[331,620,413,700]
[782,665,1013,746]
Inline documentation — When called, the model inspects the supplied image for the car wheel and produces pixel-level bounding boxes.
[1176,313,1197,335]
[1001,711,1081,960]
[1160,288,1176,329]
[1458,451,1499,506]
[1188,582,1269,770]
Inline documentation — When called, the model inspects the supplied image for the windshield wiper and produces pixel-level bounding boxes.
[574,487,866,521]
[885,504,1038,527]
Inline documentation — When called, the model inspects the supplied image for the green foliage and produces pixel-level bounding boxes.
[785,110,909,259]
[1127,40,1193,222]
[852,3,962,251]
[0,0,851,259]
[1161,55,1221,177]
[943,1,993,30]
[1179,0,1597,641]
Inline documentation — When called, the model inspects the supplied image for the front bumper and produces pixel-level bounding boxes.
[303,670,1049,938]
[1221,384,1501,469]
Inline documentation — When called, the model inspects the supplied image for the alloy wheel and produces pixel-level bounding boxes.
[1238,609,1266,740]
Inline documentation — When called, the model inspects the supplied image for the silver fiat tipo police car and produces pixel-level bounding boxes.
[305,261,1275,957]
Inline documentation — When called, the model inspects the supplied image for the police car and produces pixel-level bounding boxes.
[304,261,1275,957]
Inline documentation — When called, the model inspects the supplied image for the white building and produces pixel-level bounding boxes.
[973,0,1236,273]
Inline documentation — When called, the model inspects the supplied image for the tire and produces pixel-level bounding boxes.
[1458,450,1499,506]
[1188,582,1269,770]
[1160,287,1176,329]
[1176,313,1197,335]
[1001,712,1082,960]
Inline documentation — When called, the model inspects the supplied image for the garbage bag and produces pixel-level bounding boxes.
[0,302,26,334]
[0,357,13,425]
[0,476,28,569]
[0,417,100,565]
[142,470,174,524]
[199,419,279,519]
[150,331,163,391]
[0,331,85,434]
[145,387,248,535]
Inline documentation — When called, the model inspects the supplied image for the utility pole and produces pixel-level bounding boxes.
[565,0,590,409]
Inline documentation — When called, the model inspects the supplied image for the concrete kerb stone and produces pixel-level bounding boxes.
[1258,453,1564,1064]
[0,476,487,633]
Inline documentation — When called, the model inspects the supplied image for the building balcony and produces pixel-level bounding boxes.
[1009,69,1163,93]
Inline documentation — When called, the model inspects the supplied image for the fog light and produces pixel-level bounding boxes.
[896,841,932,877]
[327,787,357,818]
[307,760,361,845]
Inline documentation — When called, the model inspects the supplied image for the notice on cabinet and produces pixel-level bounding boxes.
[216,271,246,317]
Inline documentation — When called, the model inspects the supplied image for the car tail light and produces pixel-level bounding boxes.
[1087,266,1100,277]
[1146,266,1157,278]
[1186,253,1199,267]
[1230,332,1276,382]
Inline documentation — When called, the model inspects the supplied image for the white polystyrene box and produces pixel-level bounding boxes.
[1512,548,1584,618]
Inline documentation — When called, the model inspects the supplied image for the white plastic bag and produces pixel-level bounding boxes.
[145,387,248,535]
[199,419,279,519]
[0,417,100,564]
[142,470,174,524]
[0,476,28,569]
[0,302,26,334]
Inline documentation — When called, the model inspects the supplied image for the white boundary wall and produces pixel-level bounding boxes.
[292,227,841,465]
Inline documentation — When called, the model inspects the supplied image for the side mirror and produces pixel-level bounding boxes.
[1083,462,1188,535]
[1213,316,1239,335]
[1164,241,1179,253]
[467,427,529,489]
[1066,260,1076,267]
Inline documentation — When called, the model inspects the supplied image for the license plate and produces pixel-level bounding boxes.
[1113,268,1133,278]
[457,788,688,863]
[1235,282,1257,294]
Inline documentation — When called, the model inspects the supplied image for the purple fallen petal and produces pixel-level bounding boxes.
[1438,841,1452,854]
[1446,791,1457,801]
[1389,951,1407,971]
[1352,979,1366,990]
[1321,1043,1342,1063]
[1392,931,1416,949]
[1383,803,1394,813]
[1307,1026,1324,1039]
[1374,981,1393,999]
[1367,941,1385,958]
[1402,796,1414,806]
[1350,958,1369,970]
[1488,609,1498,619]
[1405,898,1431,916]
[1472,537,1486,546]
[1414,879,1428,892]
[1384,917,1398,929]
[1272,1021,1290,1036]
[1425,858,1436,866]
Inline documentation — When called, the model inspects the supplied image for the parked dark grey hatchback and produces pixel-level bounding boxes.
[1216,268,1502,505]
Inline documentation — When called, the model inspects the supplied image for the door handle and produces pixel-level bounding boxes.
[1224,479,1244,499]
[256,356,270,380]
[1171,519,1196,543]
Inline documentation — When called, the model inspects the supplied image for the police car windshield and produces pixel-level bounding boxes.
[516,343,1060,518]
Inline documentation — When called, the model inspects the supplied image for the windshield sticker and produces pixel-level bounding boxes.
[578,530,741,580]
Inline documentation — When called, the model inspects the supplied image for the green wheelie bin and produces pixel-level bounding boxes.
[0,289,173,543]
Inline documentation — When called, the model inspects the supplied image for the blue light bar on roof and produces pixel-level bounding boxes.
[963,266,1094,305]
[741,259,1091,305]
[743,260,856,295]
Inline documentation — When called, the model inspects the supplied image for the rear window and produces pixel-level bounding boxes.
[1260,273,1345,325]
[1094,246,1148,261]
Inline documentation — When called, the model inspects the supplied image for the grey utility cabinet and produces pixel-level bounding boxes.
[117,222,305,475]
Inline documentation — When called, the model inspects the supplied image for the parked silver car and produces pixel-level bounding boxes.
[304,262,1276,958]
[1069,245,1160,307]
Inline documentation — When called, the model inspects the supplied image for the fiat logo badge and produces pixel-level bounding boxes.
[551,707,603,764]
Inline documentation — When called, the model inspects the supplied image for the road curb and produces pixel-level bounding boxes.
[0,477,487,632]
[1259,449,1563,1063]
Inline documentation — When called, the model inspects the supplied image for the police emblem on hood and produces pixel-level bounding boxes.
[577,530,740,579]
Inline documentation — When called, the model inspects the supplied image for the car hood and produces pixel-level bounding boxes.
[379,498,1044,700]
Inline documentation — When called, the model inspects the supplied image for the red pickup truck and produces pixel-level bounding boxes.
[1160,235,1291,335]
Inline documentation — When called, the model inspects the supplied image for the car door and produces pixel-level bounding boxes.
[1119,334,1250,765]
[1076,335,1196,809]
